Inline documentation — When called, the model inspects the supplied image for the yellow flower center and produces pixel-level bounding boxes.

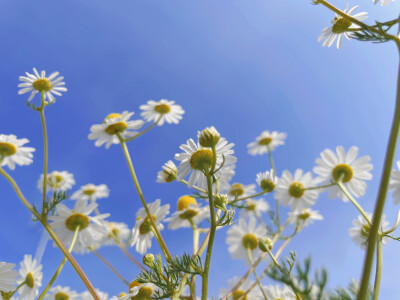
[332,18,352,34]
[139,215,156,234]
[229,183,245,197]
[332,163,353,182]
[177,195,197,211]
[55,292,70,300]
[360,224,370,238]
[25,272,35,288]
[105,121,128,135]
[32,78,52,92]
[298,211,311,221]
[288,182,305,198]
[179,209,199,220]
[258,137,272,146]
[260,179,275,192]
[245,201,256,211]
[65,213,90,231]
[0,142,17,156]
[162,169,176,182]
[83,189,96,196]
[105,113,122,120]
[189,149,214,171]
[242,233,258,250]
[129,281,153,300]
[154,104,171,114]
[232,290,247,300]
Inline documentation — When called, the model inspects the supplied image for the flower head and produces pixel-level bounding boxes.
[71,184,109,202]
[140,99,184,126]
[240,198,269,219]
[38,170,75,193]
[263,285,296,300]
[288,208,323,227]
[318,5,368,49]
[102,221,131,246]
[18,68,67,103]
[256,170,277,192]
[156,160,178,183]
[88,112,144,149]
[247,130,286,155]
[227,183,256,201]
[129,281,159,300]
[0,262,18,292]
[44,286,79,300]
[219,277,264,299]
[17,255,43,300]
[0,135,35,170]
[389,161,400,205]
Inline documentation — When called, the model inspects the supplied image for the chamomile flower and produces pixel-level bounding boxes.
[374,0,395,6]
[156,160,178,183]
[349,213,390,249]
[88,111,144,149]
[131,199,170,254]
[71,184,109,202]
[389,161,400,205]
[44,286,79,300]
[38,171,75,193]
[0,135,35,170]
[140,99,184,126]
[226,217,267,265]
[81,290,108,300]
[288,208,323,227]
[129,281,159,300]
[0,262,18,292]
[318,5,368,49]
[102,221,131,246]
[240,198,269,219]
[256,170,277,192]
[17,255,43,300]
[227,183,256,201]
[219,277,264,299]
[247,130,286,155]
[18,68,67,103]
[166,195,209,230]
[263,285,296,300]
[48,200,109,253]
[175,135,236,188]
[313,146,373,201]
[275,169,320,211]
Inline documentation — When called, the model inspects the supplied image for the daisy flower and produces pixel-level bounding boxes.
[37,170,75,193]
[44,286,79,300]
[318,5,368,49]
[88,111,144,149]
[17,255,43,300]
[219,276,264,300]
[227,183,256,201]
[140,99,184,126]
[263,285,296,300]
[71,183,109,202]
[349,213,390,249]
[226,217,267,265]
[313,146,373,201]
[373,0,395,6]
[275,169,320,211]
[129,281,159,300]
[166,195,209,230]
[247,130,287,155]
[18,68,67,103]
[240,198,269,219]
[102,221,131,246]
[288,208,323,227]
[256,170,277,192]
[156,160,178,183]
[0,262,18,292]
[48,200,109,253]
[0,134,35,170]
[81,290,108,300]
[131,199,170,254]
[389,161,400,205]
[175,135,236,188]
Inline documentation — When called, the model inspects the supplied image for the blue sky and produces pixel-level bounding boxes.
[1,0,400,298]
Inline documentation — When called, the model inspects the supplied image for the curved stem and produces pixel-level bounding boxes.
[247,248,268,300]
[180,179,207,194]
[118,138,172,262]
[7,280,26,298]
[0,167,100,300]
[228,190,269,205]
[124,115,162,142]
[358,46,400,300]
[304,183,336,190]
[37,226,80,300]
[373,238,383,300]
[89,247,129,286]
[39,92,49,213]
[337,181,371,225]
[382,207,400,235]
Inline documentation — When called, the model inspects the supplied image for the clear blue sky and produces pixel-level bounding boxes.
[1,0,400,298]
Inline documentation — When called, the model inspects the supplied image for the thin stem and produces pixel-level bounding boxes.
[180,179,207,194]
[0,167,100,300]
[37,226,80,300]
[118,138,172,262]
[124,115,162,142]
[89,247,129,286]
[247,248,268,300]
[304,183,336,190]
[267,146,280,229]
[373,238,383,300]
[382,207,400,235]
[228,190,268,205]
[337,181,371,225]
[190,220,199,300]
[358,45,400,300]
[39,92,49,213]
[7,280,26,298]
[116,240,146,270]
[201,174,217,300]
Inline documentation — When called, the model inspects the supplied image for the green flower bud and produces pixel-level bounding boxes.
[143,253,155,267]
[258,237,273,252]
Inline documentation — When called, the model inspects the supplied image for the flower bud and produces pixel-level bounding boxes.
[198,126,220,148]
[214,194,228,211]
[142,253,155,267]
[258,237,273,252]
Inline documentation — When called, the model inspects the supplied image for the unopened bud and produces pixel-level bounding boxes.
[258,237,273,252]
[143,253,155,267]
[214,194,228,211]
[198,126,220,148]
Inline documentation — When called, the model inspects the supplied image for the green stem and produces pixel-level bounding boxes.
[247,248,268,300]
[37,226,80,300]
[117,241,146,270]
[118,138,172,262]
[124,115,162,142]
[6,280,26,299]
[267,146,280,229]
[228,190,269,205]
[373,238,383,300]
[337,181,371,225]
[201,174,217,300]
[0,167,100,300]
[39,92,49,214]
[358,45,400,300]
[180,179,207,194]
[89,247,129,286]
[382,207,400,235]
[304,183,336,190]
